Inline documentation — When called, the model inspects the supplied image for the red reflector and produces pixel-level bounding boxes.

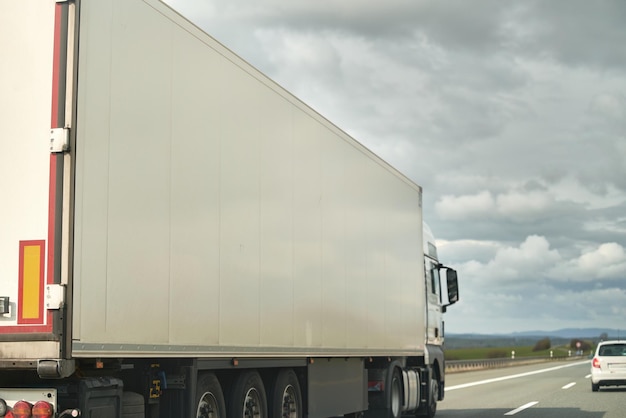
[592,357,601,368]
[12,400,32,418]
[32,400,54,418]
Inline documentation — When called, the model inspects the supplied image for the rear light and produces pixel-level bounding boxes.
[592,357,601,368]
[32,400,54,418]
[11,400,32,418]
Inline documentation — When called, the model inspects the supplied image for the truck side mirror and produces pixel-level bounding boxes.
[446,269,459,306]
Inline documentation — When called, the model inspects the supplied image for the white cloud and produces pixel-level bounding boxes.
[453,236,626,284]
[493,235,560,272]
[495,190,553,221]
[437,239,500,265]
[579,243,625,270]
[435,176,626,226]
[552,242,626,282]
[445,236,626,331]
[461,235,562,283]
[584,218,626,235]
[435,191,495,221]
[435,189,554,222]
[448,286,626,334]
[590,92,625,120]
[551,177,625,210]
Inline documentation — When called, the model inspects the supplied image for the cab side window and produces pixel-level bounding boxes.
[426,261,441,302]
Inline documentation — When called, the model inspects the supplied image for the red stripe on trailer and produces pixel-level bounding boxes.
[0,325,53,333]
[50,2,62,127]
[42,0,65,332]
[48,2,63,284]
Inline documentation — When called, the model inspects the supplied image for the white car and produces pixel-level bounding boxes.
[590,340,626,391]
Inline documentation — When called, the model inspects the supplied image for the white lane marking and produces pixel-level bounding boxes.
[585,374,591,379]
[505,401,538,415]
[446,360,589,391]
[562,382,576,389]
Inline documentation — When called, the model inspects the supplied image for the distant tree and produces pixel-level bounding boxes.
[599,332,608,341]
[533,337,551,352]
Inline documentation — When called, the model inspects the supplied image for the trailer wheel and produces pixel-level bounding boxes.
[270,369,302,418]
[195,373,226,418]
[229,370,268,418]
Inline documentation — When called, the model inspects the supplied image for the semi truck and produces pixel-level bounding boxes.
[0,1,460,417]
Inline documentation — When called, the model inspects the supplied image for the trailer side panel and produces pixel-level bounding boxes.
[72,0,425,357]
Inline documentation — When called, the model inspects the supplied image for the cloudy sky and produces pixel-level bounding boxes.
[164,0,626,335]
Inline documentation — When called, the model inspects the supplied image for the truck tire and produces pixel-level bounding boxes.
[367,365,403,418]
[229,370,268,418]
[195,373,226,418]
[387,368,403,418]
[418,377,438,418]
[270,369,302,418]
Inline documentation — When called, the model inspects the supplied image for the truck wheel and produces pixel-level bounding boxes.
[270,369,302,418]
[229,370,268,418]
[417,375,438,418]
[591,382,600,392]
[387,368,402,418]
[422,377,438,418]
[195,373,226,418]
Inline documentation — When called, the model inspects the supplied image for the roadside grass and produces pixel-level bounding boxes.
[445,345,575,361]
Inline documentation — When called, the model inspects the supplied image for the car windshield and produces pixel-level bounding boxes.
[598,344,626,356]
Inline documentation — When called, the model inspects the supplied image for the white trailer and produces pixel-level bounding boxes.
[0,1,459,417]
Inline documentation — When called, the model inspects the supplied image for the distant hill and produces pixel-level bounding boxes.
[507,328,623,339]
[449,328,622,339]
[445,328,623,349]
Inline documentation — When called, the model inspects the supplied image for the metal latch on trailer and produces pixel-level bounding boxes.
[45,284,65,310]
[50,128,70,153]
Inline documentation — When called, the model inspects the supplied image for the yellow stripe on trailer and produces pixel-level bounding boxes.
[19,240,45,324]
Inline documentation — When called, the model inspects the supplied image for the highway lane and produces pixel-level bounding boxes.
[438,359,626,417]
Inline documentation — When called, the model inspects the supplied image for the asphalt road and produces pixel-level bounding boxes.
[438,359,626,417]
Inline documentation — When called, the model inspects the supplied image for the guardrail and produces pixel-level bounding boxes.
[446,355,588,373]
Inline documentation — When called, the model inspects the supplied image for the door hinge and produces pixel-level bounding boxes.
[45,284,65,310]
[50,128,70,153]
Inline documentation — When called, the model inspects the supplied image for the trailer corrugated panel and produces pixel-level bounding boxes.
[71,0,426,357]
